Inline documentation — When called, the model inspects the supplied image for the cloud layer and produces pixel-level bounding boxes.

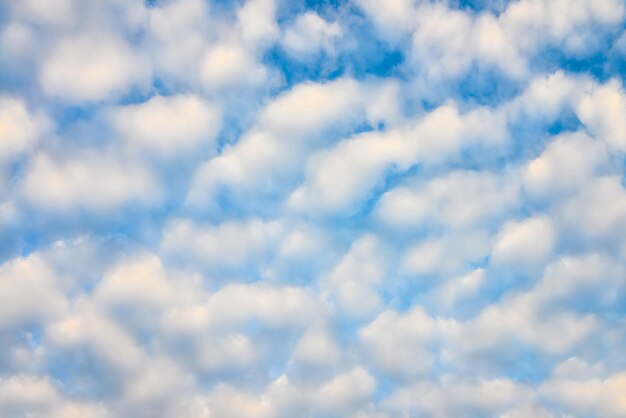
[1,0,626,417]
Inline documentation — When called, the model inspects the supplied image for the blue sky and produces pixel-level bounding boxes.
[1,0,626,417]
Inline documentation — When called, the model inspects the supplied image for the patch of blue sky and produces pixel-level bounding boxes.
[453,0,513,13]
[500,345,553,383]
[265,32,404,90]
[456,65,524,107]
[46,349,121,399]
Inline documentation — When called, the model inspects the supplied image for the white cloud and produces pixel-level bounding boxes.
[0,96,49,202]
[289,325,342,371]
[501,404,572,418]
[109,94,221,157]
[11,0,77,29]
[200,43,268,88]
[193,0,279,89]
[46,305,147,377]
[401,230,491,277]
[491,216,556,270]
[288,103,506,216]
[360,306,435,378]
[185,78,382,209]
[276,222,332,264]
[236,0,279,47]
[93,254,175,315]
[523,132,608,199]
[501,0,625,56]
[22,152,161,212]
[140,281,318,380]
[203,283,319,331]
[359,0,624,87]
[428,268,486,312]
[541,372,626,418]
[195,334,256,373]
[0,374,110,418]
[0,255,68,329]
[40,33,151,102]
[116,358,200,418]
[410,4,526,81]
[322,235,389,319]
[355,0,416,35]
[576,79,626,152]
[287,129,398,215]
[282,12,342,58]
[0,375,58,415]
[517,253,626,312]
[0,97,49,161]
[148,0,211,83]
[376,170,519,230]
[559,176,626,243]
[206,385,272,418]
[507,71,588,122]
[383,377,532,417]
[313,368,376,415]
[447,289,599,360]
[258,78,363,137]
[262,369,381,417]
[552,357,605,380]
[159,281,321,350]
[161,218,282,272]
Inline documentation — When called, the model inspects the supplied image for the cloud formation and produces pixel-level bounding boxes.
[1,0,626,417]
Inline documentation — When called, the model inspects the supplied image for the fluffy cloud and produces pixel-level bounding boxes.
[289,325,342,372]
[288,103,506,216]
[559,176,626,244]
[161,218,283,272]
[0,97,49,162]
[401,230,491,277]
[148,0,211,83]
[359,306,436,378]
[109,94,221,157]
[376,170,519,230]
[185,77,396,210]
[236,0,278,47]
[490,216,556,270]
[282,12,342,59]
[200,43,269,87]
[383,376,532,417]
[321,235,389,319]
[0,97,49,204]
[0,254,67,329]
[523,132,608,198]
[40,33,151,102]
[576,80,626,152]
[22,152,161,212]
[358,0,625,89]
[541,372,626,417]
[93,254,176,316]
[0,375,109,418]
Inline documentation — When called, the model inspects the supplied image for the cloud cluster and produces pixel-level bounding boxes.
[1,0,626,417]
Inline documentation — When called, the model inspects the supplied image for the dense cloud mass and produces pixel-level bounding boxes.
[1,0,626,417]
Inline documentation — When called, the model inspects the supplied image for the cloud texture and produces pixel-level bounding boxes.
[1,0,626,417]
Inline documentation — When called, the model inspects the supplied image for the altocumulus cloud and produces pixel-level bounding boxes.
[1,0,626,417]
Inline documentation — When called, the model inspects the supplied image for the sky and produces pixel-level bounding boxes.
[1,0,626,417]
